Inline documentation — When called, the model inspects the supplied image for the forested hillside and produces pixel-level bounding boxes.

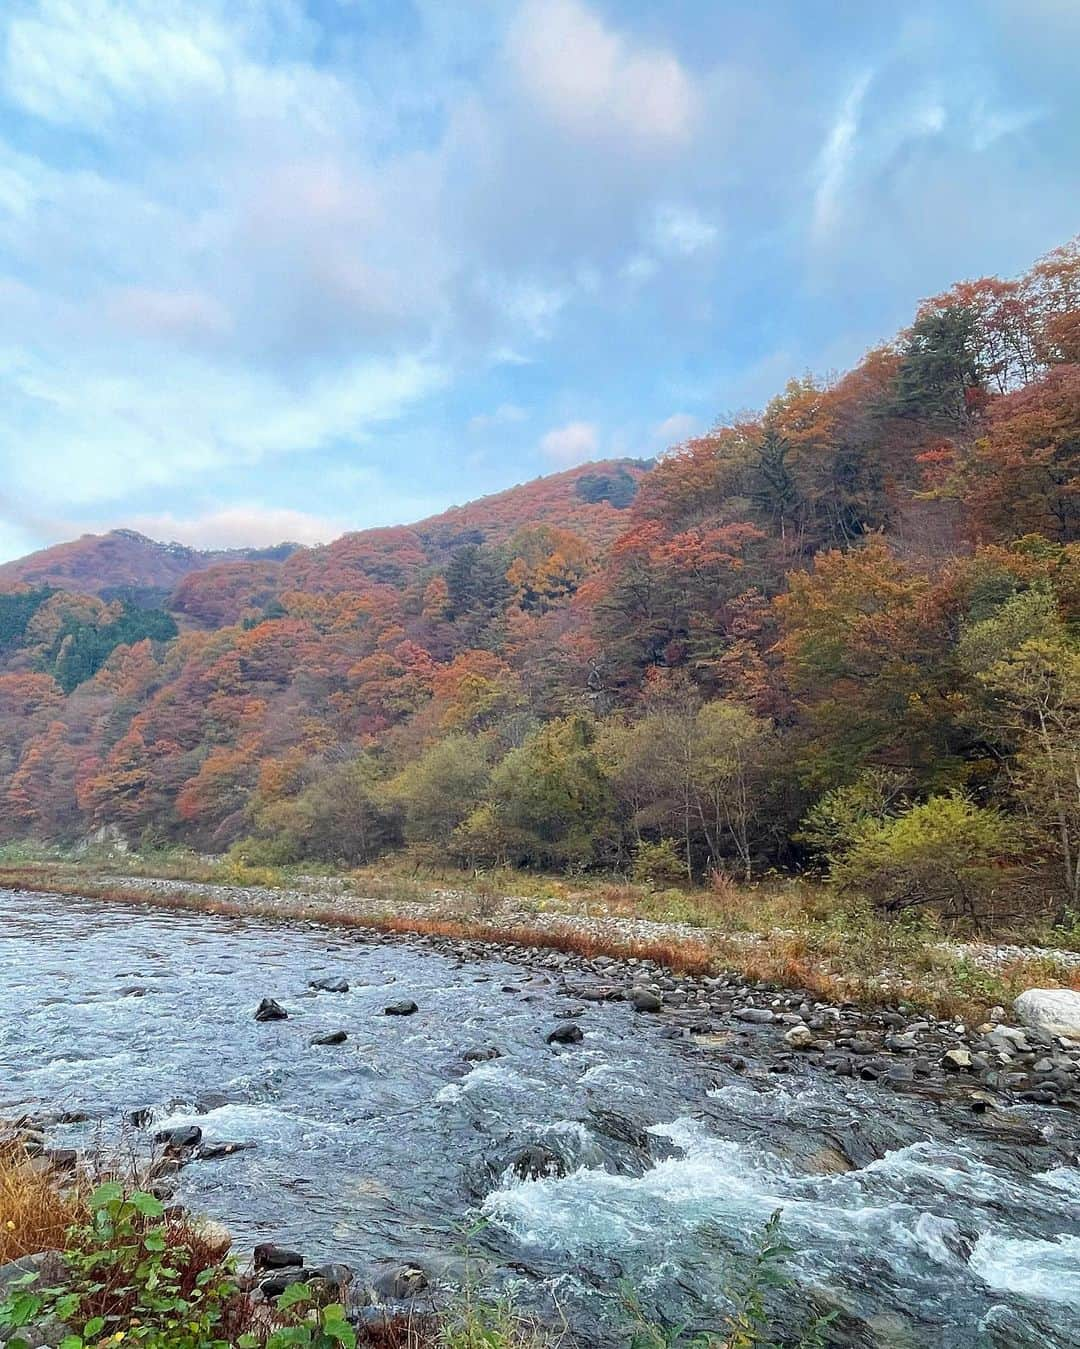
[1,240,1077,921]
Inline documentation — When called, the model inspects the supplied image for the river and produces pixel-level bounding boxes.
[1,889,1079,1347]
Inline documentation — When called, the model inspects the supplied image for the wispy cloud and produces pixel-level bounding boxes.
[540,420,599,466]
[812,70,873,239]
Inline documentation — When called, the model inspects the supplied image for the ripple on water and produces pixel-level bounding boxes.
[3,888,1080,1347]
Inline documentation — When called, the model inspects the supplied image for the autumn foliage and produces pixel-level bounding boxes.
[0,238,1078,919]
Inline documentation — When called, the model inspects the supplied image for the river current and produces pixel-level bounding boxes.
[1,890,1079,1347]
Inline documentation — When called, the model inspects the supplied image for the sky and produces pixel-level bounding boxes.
[0,0,1078,563]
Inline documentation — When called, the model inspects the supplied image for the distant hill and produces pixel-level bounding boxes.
[0,529,299,606]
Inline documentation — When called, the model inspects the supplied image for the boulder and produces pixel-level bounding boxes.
[255,998,288,1022]
[630,989,663,1013]
[783,1025,814,1050]
[372,1264,429,1300]
[462,1047,502,1062]
[510,1144,565,1181]
[154,1124,202,1151]
[254,1243,304,1270]
[384,1000,418,1016]
[310,978,349,993]
[733,1008,774,1024]
[310,1031,348,1046]
[1014,989,1080,1041]
[546,1023,584,1045]
[943,1048,973,1071]
[194,1140,253,1161]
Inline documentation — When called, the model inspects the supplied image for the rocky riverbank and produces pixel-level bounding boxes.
[5,868,1080,1113]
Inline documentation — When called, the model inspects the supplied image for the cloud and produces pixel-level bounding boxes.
[107,286,232,343]
[653,412,699,446]
[812,70,873,239]
[3,0,231,129]
[0,343,446,506]
[467,403,528,435]
[507,0,698,149]
[122,504,346,550]
[650,204,720,257]
[540,420,599,466]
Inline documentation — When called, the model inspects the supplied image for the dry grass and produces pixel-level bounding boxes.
[0,1146,84,1263]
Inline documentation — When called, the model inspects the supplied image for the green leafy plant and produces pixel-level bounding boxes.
[0,1182,242,1349]
[244,1282,356,1349]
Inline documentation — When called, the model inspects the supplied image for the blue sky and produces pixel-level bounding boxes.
[0,0,1077,562]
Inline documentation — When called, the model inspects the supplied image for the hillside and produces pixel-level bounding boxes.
[0,529,297,604]
[0,237,1075,922]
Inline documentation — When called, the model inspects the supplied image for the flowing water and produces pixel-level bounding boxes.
[2,889,1079,1347]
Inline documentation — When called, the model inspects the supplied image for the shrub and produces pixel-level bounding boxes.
[631,839,688,888]
[832,792,1023,923]
[0,1181,243,1349]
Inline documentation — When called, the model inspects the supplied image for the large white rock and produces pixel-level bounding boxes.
[1014,988,1080,1041]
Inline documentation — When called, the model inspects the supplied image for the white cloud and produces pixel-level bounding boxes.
[467,403,527,434]
[653,412,698,445]
[540,420,599,466]
[650,204,720,257]
[107,286,232,342]
[123,504,346,550]
[812,71,872,239]
[0,344,445,506]
[508,0,697,150]
[3,0,231,128]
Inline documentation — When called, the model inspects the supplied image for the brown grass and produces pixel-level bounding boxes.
[0,1147,83,1263]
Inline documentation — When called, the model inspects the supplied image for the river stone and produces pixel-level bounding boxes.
[194,1140,253,1160]
[462,1047,502,1062]
[511,1144,565,1180]
[784,1025,814,1050]
[630,989,663,1013]
[733,1008,774,1024]
[384,1000,418,1016]
[255,998,288,1022]
[310,977,349,993]
[254,1243,304,1270]
[260,1267,308,1298]
[546,1022,584,1045]
[943,1048,973,1071]
[1014,989,1080,1041]
[154,1124,202,1150]
[373,1264,429,1300]
[311,1030,348,1045]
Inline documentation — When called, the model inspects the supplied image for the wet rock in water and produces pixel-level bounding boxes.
[254,1243,305,1270]
[373,1264,430,1300]
[510,1143,566,1180]
[546,1022,584,1045]
[310,977,349,993]
[566,984,622,1002]
[943,1048,973,1071]
[462,1046,502,1062]
[384,1000,418,1016]
[154,1124,202,1151]
[1014,988,1080,1041]
[255,998,288,1022]
[630,989,663,1013]
[194,1140,253,1161]
[311,1030,348,1046]
[260,1267,309,1298]
[784,1024,814,1050]
[733,1008,774,1024]
[313,1263,353,1289]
